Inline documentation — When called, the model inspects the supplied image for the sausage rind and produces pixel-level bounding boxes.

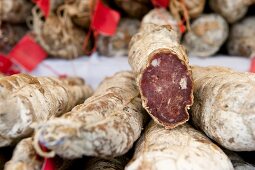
[129,24,193,129]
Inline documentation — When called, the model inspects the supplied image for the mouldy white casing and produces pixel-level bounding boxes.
[125,122,233,170]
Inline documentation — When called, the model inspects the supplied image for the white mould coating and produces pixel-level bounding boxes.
[128,23,193,129]
[191,66,255,151]
[0,74,93,147]
[183,14,229,58]
[125,122,233,170]
[227,17,255,57]
[209,0,254,23]
[4,138,42,170]
[142,8,181,40]
[33,71,147,159]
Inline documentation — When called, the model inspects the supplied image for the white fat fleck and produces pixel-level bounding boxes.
[167,99,171,105]
[156,86,162,93]
[151,58,161,67]
[179,77,187,89]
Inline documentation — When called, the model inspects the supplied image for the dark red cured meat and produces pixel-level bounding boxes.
[140,52,193,128]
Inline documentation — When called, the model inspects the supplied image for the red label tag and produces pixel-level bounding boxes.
[42,158,55,170]
[33,0,50,17]
[40,144,55,170]
[249,57,255,72]
[0,54,20,75]
[5,69,20,75]
[152,0,170,7]
[91,0,120,36]
[179,23,186,33]
[0,54,12,73]
[8,34,47,71]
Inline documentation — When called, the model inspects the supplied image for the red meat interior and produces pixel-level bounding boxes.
[141,52,192,127]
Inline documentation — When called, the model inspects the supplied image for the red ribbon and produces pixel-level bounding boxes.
[1,36,48,74]
[0,54,12,73]
[8,34,47,71]
[42,158,55,170]
[83,27,98,56]
[178,18,186,33]
[151,0,170,7]
[83,0,120,55]
[33,0,50,17]
[249,57,255,72]
[91,0,120,36]
[0,54,20,75]
[40,145,55,170]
